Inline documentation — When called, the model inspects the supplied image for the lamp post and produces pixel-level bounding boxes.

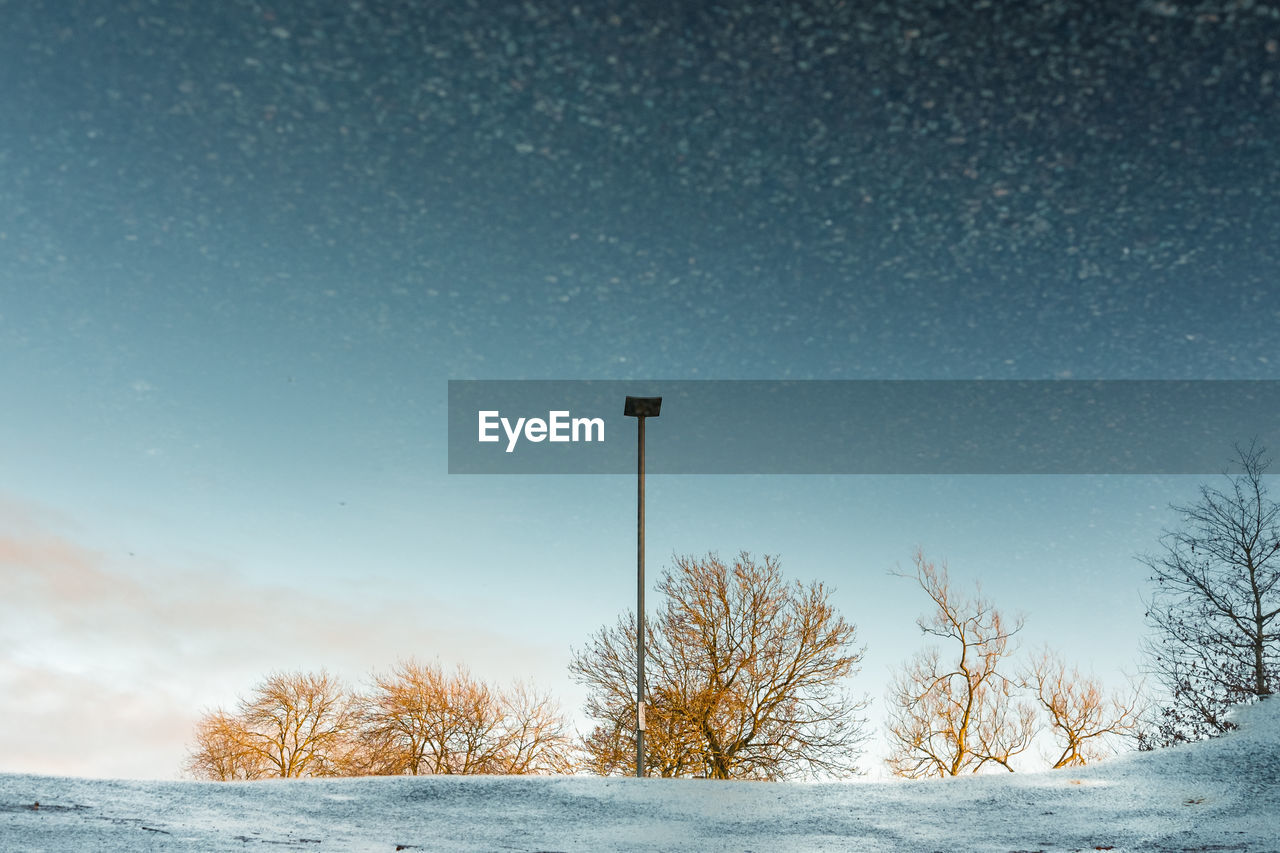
[623,395,661,778]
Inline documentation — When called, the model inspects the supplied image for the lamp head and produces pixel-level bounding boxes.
[623,396,662,418]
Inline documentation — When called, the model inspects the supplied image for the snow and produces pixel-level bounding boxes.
[2,701,1277,852]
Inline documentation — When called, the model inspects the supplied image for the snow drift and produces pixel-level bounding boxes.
[2,700,1277,852]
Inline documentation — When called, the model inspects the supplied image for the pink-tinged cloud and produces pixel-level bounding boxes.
[0,496,573,779]
[2,534,123,604]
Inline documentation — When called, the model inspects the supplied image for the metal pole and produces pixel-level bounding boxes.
[623,395,659,778]
[636,414,646,778]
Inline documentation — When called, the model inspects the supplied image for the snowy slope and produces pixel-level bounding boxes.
[2,701,1277,852]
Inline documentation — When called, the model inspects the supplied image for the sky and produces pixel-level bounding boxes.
[1,0,1279,779]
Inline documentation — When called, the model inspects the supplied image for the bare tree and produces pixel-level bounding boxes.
[187,670,356,780]
[496,680,578,774]
[570,552,868,780]
[1021,649,1143,768]
[886,551,1036,778]
[355,660,575,775]
[1140,442,1280,746]
[571,612,707,778]
[186,709,268,780]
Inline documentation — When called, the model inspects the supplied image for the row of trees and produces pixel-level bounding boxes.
[189,444,1279,780]
[190,552,1137,781]
[187,662,574,780]
[571,551,1145,781]
[189,553,869,781]
[886,443,1280,769]
[886,442,1280,765]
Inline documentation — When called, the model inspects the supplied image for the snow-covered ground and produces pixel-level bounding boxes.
[2,701,1277,852]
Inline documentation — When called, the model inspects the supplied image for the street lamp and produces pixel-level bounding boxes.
[623,395,661,778]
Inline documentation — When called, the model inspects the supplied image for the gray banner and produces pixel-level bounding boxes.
[447,380,1280,474]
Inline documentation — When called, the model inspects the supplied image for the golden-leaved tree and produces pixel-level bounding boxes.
[1021,648,1143,768]
[186,664,575,779]
[885,551,1036,778]
[187,670,356,780]
[350,660,575,775]
[570,552,868,779]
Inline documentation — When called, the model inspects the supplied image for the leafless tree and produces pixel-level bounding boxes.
[1020,649,1144,768]
[886,550,1036,778]
[1140,442,1280,746]
[186,709,267,780]
[354,659,575,775]
[497,680,578,774]
[186,670,356,780]
[188,663,573,779]
[570,552,868,780]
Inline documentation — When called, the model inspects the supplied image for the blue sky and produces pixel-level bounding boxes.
[2,0,1278,778]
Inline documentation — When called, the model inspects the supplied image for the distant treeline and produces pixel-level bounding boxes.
[189,447,1280,779]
